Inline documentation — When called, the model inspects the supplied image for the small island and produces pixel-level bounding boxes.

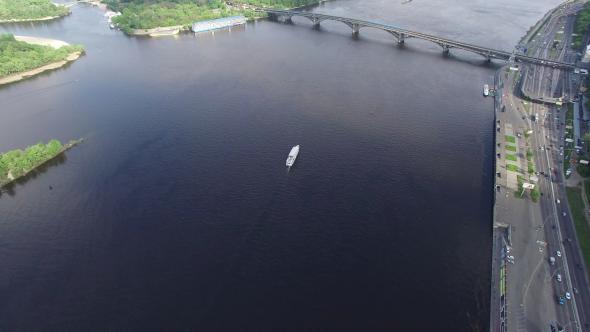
[0,0,70,22]
[105,0,322,35]
[0,139,81,188]
[0,34,84,85]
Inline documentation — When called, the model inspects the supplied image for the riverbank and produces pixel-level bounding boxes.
[108,0,323,36]
[0,139,82,189]
[0,14,68,23]
[0,35,84,86]
[0,0,70,23]
[0,52,82,85]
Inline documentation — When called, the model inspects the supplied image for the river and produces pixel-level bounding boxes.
[0,0,561,330]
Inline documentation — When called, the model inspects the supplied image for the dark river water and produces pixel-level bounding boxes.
[0,0,561,330]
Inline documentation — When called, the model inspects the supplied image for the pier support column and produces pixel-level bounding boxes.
[441,44,450,54]
[278,15,292,23]
[398,33,405,44]
[311,17,321,28]
[351,23,360,36]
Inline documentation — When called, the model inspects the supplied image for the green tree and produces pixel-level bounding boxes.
[0,33,84,77]
[0,0,69,20]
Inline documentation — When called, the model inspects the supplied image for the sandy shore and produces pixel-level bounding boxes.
[14,35,70,49]
[0,36,82,86]
[0,13,68,23]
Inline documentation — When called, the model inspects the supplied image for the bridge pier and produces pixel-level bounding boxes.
[398,33,405,44]
[310,16,321,28]
[351,23,360,36]
[271,14,292,23]
[441,44,450,54]
[259,9,576,70]
[283,15,293,23]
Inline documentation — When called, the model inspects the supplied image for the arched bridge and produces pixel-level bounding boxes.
[260,9,575,69]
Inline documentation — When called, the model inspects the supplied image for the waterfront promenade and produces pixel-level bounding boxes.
[490,2,590,331]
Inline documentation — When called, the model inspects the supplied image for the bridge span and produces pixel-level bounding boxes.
[259,9,576,69]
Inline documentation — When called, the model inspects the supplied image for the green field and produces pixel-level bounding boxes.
[505,135,516,144]
[506,164,520,173]
[566,187,590,278]
[506,154,517,162]
[505,145,517,152]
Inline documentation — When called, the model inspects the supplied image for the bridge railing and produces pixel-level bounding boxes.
[260,9,575,69]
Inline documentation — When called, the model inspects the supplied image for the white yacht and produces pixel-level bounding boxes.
[286,145,300,167]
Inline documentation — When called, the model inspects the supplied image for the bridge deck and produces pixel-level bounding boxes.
[260,9,575,69]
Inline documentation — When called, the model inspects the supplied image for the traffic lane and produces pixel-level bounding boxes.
[545,110,590,330]
[557,197,590,329]
[535,109,580,326]
[558,208,590,329]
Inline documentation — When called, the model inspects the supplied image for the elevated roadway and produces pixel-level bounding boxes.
[260,9,577,70]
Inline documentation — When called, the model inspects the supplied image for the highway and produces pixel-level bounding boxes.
[500,1,590,330]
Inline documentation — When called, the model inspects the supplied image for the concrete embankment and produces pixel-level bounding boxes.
[128,25,185,37]
[0,36,83,86]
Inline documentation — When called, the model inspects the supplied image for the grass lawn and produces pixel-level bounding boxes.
[506,154,518,162]
[527,149,533,161]
[528,161,535,174]
[506,145,517,152]
[506,164,520,173]
[505,135,516,144]
[566,187,590,278]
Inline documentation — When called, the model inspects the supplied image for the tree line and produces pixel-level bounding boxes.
[107,0,320,33]
[0,140,64,186]
[0,34,84,77]
[0,0,69,20]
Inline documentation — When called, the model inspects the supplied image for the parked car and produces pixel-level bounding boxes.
[556,274,562,282]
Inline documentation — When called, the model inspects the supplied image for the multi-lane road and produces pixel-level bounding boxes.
[500,1,590,330]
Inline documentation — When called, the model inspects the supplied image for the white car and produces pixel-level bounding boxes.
[562,211,567,217]
[556,250,562,257]
[565,292,571,300]
[556,274,562,282]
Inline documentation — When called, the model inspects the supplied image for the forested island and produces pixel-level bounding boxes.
[0,139,80,188]
[0,34,84,85]
[105,0,321,34]
[0,0,70,22]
